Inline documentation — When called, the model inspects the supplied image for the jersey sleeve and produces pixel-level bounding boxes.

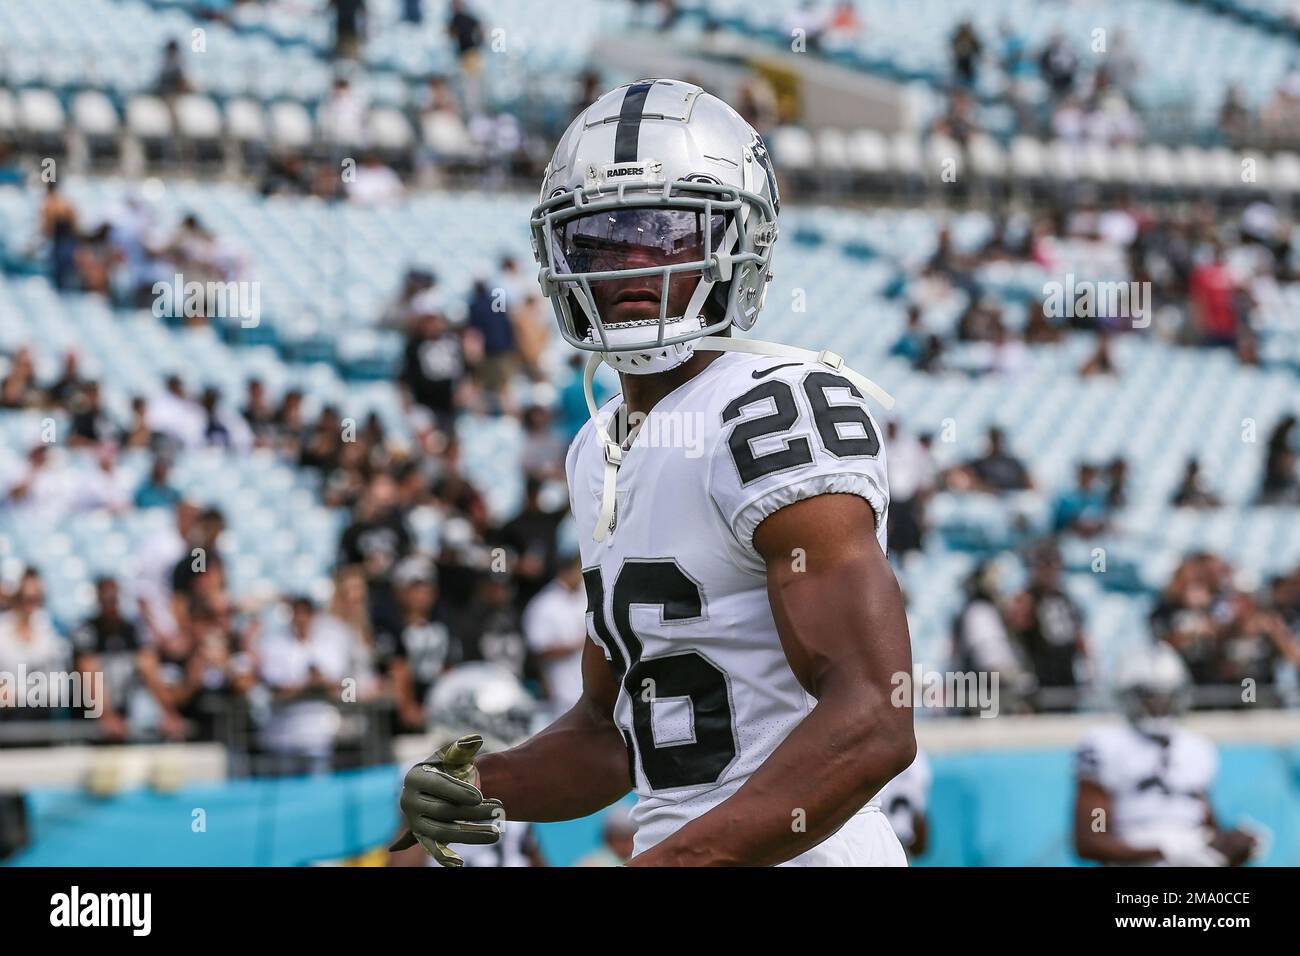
[708,362,889,558]
[1075,728,1116,789]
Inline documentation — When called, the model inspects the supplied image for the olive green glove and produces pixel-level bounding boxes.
[390,734,504,867]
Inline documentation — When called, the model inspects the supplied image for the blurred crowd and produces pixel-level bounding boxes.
[0,240,597,769]
[890,199,1297,373]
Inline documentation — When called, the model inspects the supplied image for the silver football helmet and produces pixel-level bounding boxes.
[1114,643,1191,737]
[531,79,780,375]
[425,662,540,751]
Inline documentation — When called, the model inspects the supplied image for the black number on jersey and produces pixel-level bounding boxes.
[583,561,737,791]
[722,373,880,485]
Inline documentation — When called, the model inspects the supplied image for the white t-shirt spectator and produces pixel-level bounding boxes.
[259,615,354,758]
[887,431,935,503]
[348,163,404,206]
[0,610,70,675]
[522,577,587,711]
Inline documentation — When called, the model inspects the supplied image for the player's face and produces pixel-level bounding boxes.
[553,207,727,328]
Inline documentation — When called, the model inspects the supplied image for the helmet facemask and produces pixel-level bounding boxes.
[532,176,776,375]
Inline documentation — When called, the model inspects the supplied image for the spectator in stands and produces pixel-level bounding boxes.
[951,562,1031,714]
[68,381,113,446]
[156,38,192,98]
[40,181,79,291]
[199,386,254,451]
[372,556,450,729]
[998,20,1030,80]
[446,0,485,115]
[135,456,181,510]
[1105,457,1129,511]
[783,0,828,53]
[3,445,69,518]
[466,277,517,404]
[949,19,982,88]
[1259,415,1298,504]
[149,374,206,448]
[330,0,367,60]
[499,255,547,375]
[1038,31,1078,101]
[339,474,413,592]
[71,577,144,741]
[519,405,565,482]
[952,427,1034,494]
[1210,590,1300,705]
[1006,548,1089,712]
[496,476,564,609]
[319,76,369,149]
[239,378,278,446]
[885,420,934,558]
[451,569,528,680]
[1150,552,1230,687]
[1218,84,1251,144]
[346,153,404,206]
[46,350,84,407]
[74,444,131,514]
[522,551,586,711]
[259,596,351,773]
[328,565,381,701]
[120,396,155,450]
[1051,463,1109,537]
[1172,458,1221,509]
[378,267,437,333]
[73,223,121,297]
[0,571,70,721]
[827,1,861,42]
[736,77,780,134]
[890,306,929,366]
[0,347,39,410]
[401,309,467,436]
[1189,240,1241,350]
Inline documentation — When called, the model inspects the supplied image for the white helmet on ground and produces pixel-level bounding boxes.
[531,79,780,375]
[425,662,539,751]
[1114,642,1191,737]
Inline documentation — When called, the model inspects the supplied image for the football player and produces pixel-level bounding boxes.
[394,79,915,866]
[1072,643,1260,866]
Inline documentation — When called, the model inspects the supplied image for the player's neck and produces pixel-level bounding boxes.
[618,349,725,420]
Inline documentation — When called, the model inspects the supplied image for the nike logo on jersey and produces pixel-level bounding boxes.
[751,362,800,379]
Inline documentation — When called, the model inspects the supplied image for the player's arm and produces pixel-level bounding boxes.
[474,636,631,821]
[630,493,916,866]
[1072,780,1163,864]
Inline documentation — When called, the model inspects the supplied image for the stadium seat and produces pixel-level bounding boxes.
[268,100,314,150]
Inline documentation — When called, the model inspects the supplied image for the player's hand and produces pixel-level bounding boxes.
[1154,828,1228,867]
[1209,828,1258,867]
[390,734,504,867]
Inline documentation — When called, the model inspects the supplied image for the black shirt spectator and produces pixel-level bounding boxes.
[969,428,1033,492]
[447,0,484,59]
[401,313,465,434]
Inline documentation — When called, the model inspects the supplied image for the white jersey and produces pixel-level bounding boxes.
[1075,723,1216,847]
[567,351,898,865]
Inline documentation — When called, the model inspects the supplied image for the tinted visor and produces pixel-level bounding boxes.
[551,207,728,277]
